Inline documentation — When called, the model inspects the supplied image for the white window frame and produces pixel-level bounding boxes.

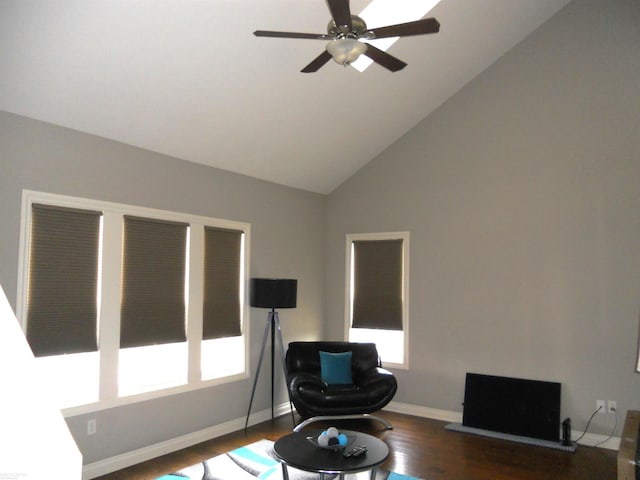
[344,231,410,370]
[16,190,251,416]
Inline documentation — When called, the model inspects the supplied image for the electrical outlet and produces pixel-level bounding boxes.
[608,400,617,414]
[597,400,606,413]
[87,419,97,435]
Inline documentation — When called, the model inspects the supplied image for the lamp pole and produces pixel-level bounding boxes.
[270,307,275,418]
[245,307,295,429]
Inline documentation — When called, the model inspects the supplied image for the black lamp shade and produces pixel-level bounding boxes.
[250,278,297,309]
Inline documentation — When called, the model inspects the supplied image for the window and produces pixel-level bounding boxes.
[17,190,250,413]
[345,232,409,368]
[201,227,244,381]
[118,216,189,396]
[24,204,102,407]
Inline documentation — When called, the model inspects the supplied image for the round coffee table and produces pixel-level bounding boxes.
[273,429,389,480]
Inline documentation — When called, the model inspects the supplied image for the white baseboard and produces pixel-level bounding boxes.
[83,401,620,478]
[386,401,620,451]
[386,400,463,423]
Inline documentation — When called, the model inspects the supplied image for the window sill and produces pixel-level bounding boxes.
[62,371,248,417]
[382,361,409,371]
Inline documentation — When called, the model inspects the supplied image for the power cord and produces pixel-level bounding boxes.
[594,408,618,448]
[573,404,619,447]
[573,405,602,444]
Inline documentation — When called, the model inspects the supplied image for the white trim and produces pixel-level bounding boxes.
[345,231,410,369]
[386,400,463,424]
[385,401,620,451]
[19,189,249,238]
[343,236,352,341]
[62,371,249,417]
[98,211,123,403]
[187,225,205,384]
[16,192,33,326]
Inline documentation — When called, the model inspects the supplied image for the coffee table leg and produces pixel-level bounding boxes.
[280,463,289,480]
[369,467,377,480]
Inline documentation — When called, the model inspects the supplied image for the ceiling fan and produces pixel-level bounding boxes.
[254,0,440,73]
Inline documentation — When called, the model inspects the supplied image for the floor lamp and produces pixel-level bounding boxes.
[245,278,297,429]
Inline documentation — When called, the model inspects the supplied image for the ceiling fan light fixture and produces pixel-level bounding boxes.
[326,38,367,66]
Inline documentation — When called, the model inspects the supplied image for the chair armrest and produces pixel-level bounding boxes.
[356,367,397,388]
[289,372,328,392]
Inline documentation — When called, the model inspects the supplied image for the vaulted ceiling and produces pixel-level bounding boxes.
[0,0,571,193]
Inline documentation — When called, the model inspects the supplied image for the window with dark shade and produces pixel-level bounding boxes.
[26,204,102,357]
[19,191,250,410]
[120,216,188,348]
[352,239,404,331]
[203,227,243,339]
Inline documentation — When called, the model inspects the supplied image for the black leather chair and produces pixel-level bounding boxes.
[285,341,397,430]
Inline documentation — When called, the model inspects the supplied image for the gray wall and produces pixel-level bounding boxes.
[326,0,640,435]
[0,111,326,463]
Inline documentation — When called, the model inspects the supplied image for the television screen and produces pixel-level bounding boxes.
[462,372,561,442]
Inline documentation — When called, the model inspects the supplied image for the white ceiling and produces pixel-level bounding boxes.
[0,0,571,194]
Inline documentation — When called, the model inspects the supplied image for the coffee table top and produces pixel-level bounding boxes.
[273,429,389,475]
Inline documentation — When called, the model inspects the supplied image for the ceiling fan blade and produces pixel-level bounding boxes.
[365,18,440,39]
[301,51,333,73]
[363,44,407,72]
[326,0,352,30]
[254,30,331,40]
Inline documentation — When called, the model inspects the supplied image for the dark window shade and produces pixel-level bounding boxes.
[26,204,102,357]
[352,239,403,331]
[120,216,188,348]
[203,227,242,339]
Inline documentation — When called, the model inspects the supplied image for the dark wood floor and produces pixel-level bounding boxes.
[94,411,617,480]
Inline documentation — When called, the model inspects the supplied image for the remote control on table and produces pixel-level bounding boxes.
[343,445,367,458]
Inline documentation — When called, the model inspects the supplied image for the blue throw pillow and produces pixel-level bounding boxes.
[319,351,353,385]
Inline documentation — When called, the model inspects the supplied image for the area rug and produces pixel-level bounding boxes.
[155,439,423,480]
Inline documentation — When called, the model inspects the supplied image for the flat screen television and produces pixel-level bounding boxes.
[462,372,561,442]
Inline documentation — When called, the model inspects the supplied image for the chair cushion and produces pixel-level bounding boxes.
[319,351,353,385]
